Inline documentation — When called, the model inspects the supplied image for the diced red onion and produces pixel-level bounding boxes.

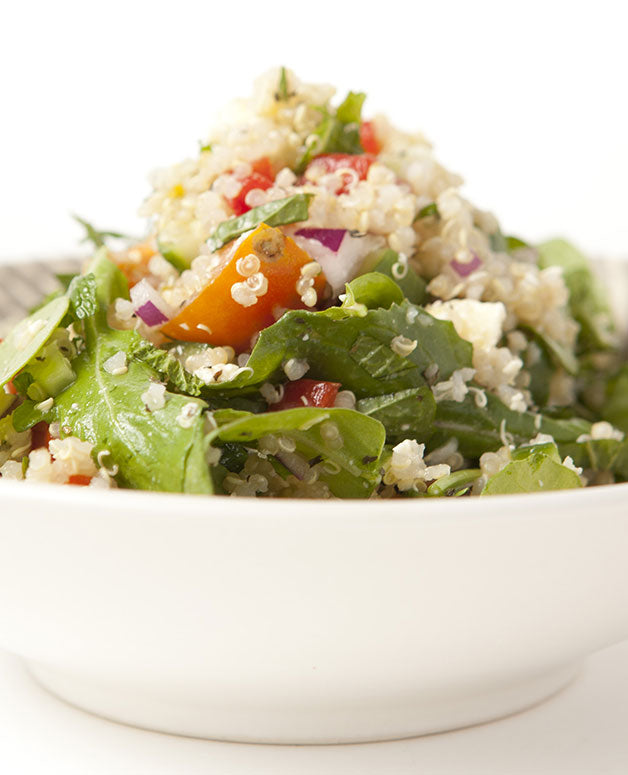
[451,253,482,277]
[130,279,175,327]
[291,229,385,295]
[295,228,346,252]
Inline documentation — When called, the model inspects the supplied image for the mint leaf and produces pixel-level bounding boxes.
[356,386,435,444]
[206,194,313,252]
[128,339,205,397]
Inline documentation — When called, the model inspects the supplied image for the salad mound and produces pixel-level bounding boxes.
[1,68,627,498]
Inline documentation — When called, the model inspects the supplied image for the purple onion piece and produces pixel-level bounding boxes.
[451,253,482,277]
[135,301,169,327]
[295,228,346,252]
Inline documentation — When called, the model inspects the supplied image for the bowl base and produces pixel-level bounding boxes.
[24,659,579,744]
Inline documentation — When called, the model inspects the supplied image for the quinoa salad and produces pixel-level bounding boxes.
[1,68,627,498]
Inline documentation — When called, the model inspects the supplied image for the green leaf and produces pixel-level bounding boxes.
[427,468,482,497]
[603,365,628,434]
[206,194,313,253]
[488,231,529,255]
[0,390,16,418]
[294,91,366,174]
[208,406,385,498]
[53,328,212,493]
[505,235,529,252]
[199,142,212,153]
[203,301,472,403]
[276,66,290,101]
[88,247,130,319]
[356,386,436,444]
[19,330,76,402]
[344,271,404,310]
[537,239,616,352]
[11,399,53,432]
[68,273,98,321]
[482,443,582,495]
[369,249,427,305]
[335,91,366,124]
[0,295,70,389]
[431,392,591,459]
[73,214,131,248]
[522,325,579,376]
[413,202,439,222]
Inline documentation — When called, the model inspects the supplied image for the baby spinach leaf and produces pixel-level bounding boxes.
[560,437,628,481]
[522,325,579,376]
[89,247,130,313]
[356,386,435,444]
[294,91,366,173]
[430,392,591,459]
[53,328,212,493]
[206,194,313,252]
[482,442,582,495]
[537,239,616,353]
[368,249,427,305]
[345,271,404,310]
[203,301,472,401]
[0,295,70,389]
[209,406,385,498]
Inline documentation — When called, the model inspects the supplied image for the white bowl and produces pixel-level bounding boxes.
[1,479,628,743]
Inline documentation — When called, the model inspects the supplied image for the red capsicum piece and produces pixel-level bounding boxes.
[272,379,341,411]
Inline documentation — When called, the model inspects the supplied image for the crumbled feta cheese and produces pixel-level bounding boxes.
[103,351,128,376]
[141,382,167,411]
[176,402,201,428]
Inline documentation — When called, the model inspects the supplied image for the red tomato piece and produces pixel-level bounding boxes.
[359,121,381,154]
[225,157,274,215]
[6,381,17,395]
[30,421,51,450]
[305,153,375,194]
[68,474,92,486]
[272,379,341,411]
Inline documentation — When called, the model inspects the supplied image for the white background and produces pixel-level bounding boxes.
[1,0,628,262]
[2,1,628,772]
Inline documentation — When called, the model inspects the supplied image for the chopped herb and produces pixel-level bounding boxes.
[414,202,439,221]
[276,66,290,101]
[73,214,131,248]
[206,193,313,253]
[294,91,366,174]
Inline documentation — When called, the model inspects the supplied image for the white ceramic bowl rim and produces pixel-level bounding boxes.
[2,477,627,525]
